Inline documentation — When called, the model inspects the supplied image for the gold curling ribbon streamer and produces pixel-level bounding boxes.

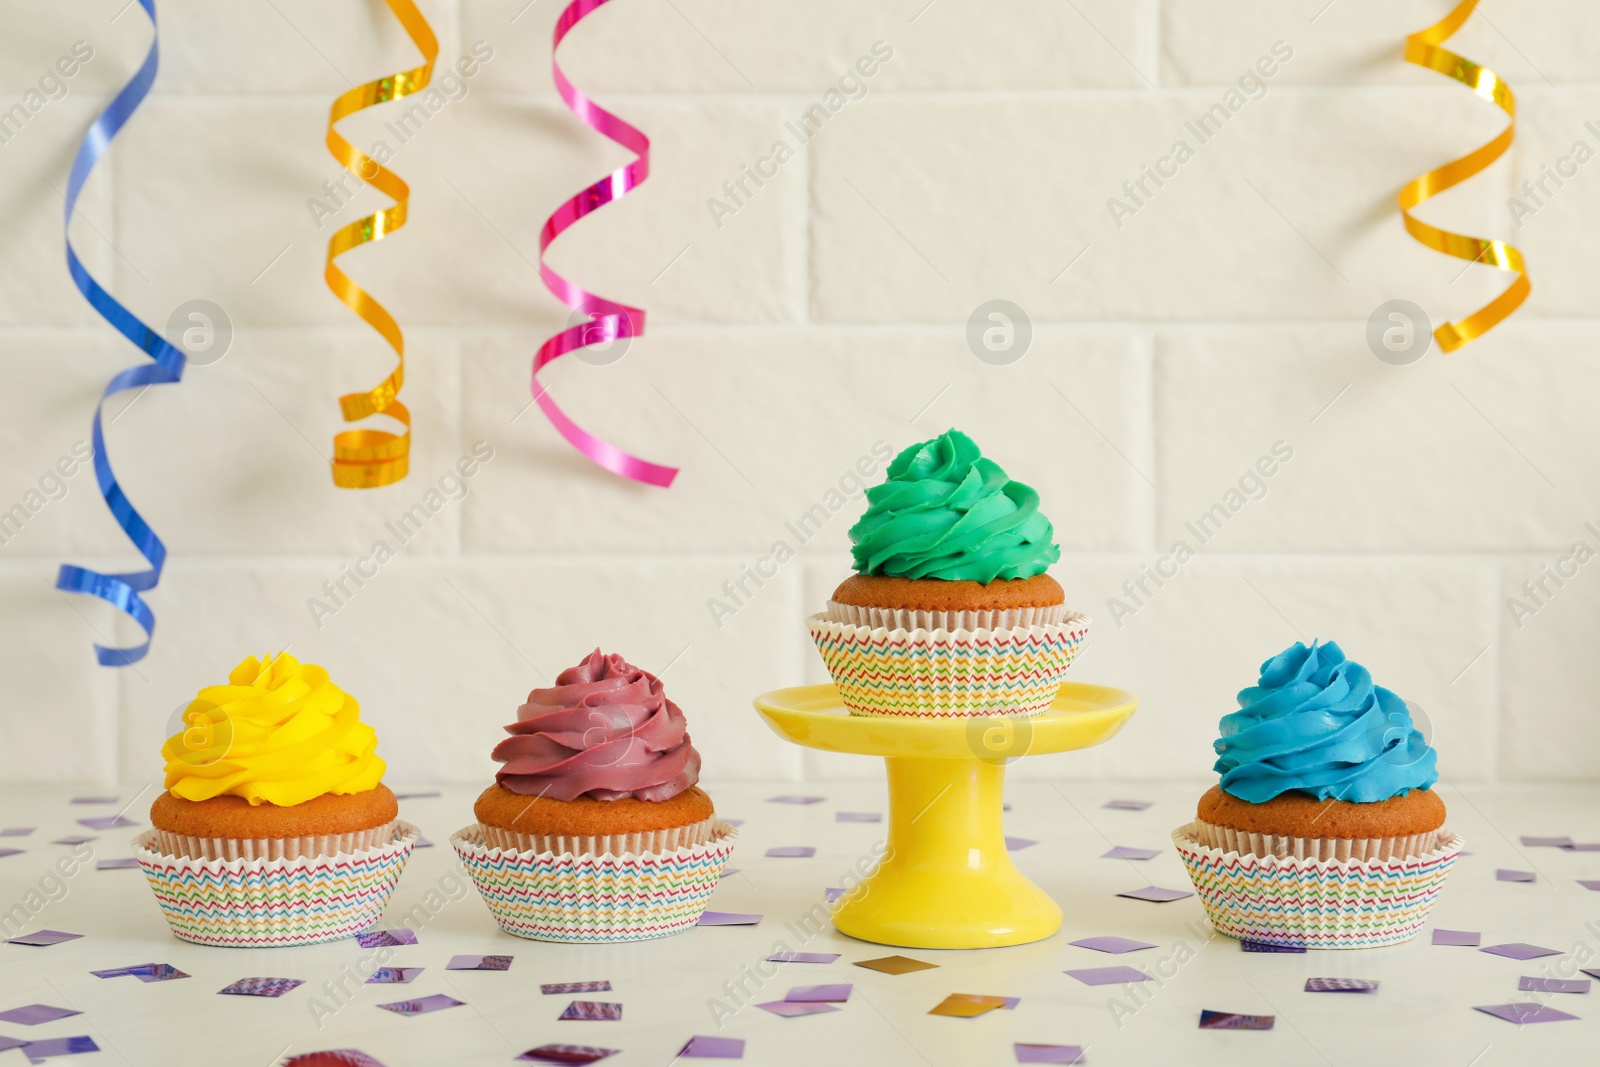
[1400,0,1529,352]
[323,0,438,487]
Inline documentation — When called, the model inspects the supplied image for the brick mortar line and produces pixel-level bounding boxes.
[12,320,1600,338]
[42,83,1600,104]
[0,552,1571,567]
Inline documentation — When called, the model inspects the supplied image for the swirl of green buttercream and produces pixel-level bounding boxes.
[848,430,1060,582]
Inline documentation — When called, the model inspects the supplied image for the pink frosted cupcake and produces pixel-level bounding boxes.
[453,650,735,942]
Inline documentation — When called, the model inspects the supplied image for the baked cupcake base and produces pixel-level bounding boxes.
[452,820,737,943]
[135,821,419,947]
[1174,822,1463,949]
[473,784,716,855]
[148,786,401,861]
[829,574,1069,630]
[1194,785,1447,861]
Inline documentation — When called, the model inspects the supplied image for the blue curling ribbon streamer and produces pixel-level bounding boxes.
[55,0,185,667]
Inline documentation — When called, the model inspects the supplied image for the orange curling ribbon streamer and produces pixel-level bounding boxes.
[323,0,437,487]
[1400,0,1529,352]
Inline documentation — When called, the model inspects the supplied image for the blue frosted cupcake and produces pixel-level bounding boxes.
[1175,641,1462,948]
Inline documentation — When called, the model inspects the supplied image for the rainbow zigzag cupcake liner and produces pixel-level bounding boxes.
[1173,823,1463,949]
[808,614,1090,718]
[134,822,418,948]
[452,821,737,943]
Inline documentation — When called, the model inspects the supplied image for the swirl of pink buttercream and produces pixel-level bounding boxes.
[492,648,700,802]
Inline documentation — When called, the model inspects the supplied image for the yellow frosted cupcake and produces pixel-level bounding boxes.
[134,654,417,947]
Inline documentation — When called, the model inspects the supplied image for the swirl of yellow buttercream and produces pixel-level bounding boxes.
[161,653,384,806]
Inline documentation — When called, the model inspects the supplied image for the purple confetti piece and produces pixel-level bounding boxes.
[1003,803,1012,812]
[765,846,816,858]
[1242,940,1305,953]
[0,1005,81,1026]
[355,928,417,948]
[447,954,512,971]
[1103,799,1151,811]
[51,836,95,846]
[219,977,304,998]
[1519,977,1590,993]
[697,911,762,926]
[1199,1010,1274,1030]
[1069,936,1157,954]
[1496,869,1536,883]
[1474,1003,1578,1024]
[75,815,134,831]
[1560,843,1600,851]
[1578,880,1600,891]
[1305,978,1378,993]
[20,1036,99,1064]
[767,795,824,805]
[1582,967,1600,981]
[0,1038,25,1054]
[824,888,844,903]
[1481,943,1563,961]
[413,836,433,848]
[517,1045,619,1065]
[559,1001,622,1022]
[0,849,23,860]
[1101,845,1160,861]
[1065,965,1151,986]
[69,796,116,805]
[757,1000,838,1018]
[1117,885,1193,903]
[1520,836,1573,847]
[1000,997,1020,1009]
[96,858,139,870]
[680,1036,744,1059]
[285,1052,388,1067]
[1005,837,1038,851]
[836,812,881,823]
[366,967,424,984]
[391,790,441,800]
[0,828,34,837]
[1014,1046,1085,1065]
[542,981,612,995]
[132,964,189,982]
[723,818,744,827]
[719,866,740,879]
[7,930,82,947]
[378,994,465,1016]
[767,952,839,964]
[785,984,851,1003]
[1432,929,1481,946]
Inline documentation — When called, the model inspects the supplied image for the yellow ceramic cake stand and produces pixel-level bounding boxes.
[753,682,1138,950]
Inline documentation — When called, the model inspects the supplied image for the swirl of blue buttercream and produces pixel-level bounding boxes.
[1214,640,1438,803]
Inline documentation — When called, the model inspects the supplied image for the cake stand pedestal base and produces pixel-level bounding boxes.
[754,682,1139,950]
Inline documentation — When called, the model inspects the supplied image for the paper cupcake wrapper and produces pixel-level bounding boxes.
[134,821,418,948]
[476,816,717,857]
[808,612,1090,718]
[1193,818,1439,862]
[1174,822,1462,949]
[148,821,399,861]
[452,821,736,943]
[823,601,1071,631]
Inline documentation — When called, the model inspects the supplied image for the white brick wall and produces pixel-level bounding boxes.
[0,0,1592,786]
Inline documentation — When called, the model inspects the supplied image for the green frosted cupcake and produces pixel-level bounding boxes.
[809,430,1089,718]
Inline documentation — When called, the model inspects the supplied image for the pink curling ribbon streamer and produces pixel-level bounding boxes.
[534,0,678,487]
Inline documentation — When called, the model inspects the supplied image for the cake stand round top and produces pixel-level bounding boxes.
[753,682,1137,759]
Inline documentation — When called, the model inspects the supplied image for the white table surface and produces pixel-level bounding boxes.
[1,781,1597,1067]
